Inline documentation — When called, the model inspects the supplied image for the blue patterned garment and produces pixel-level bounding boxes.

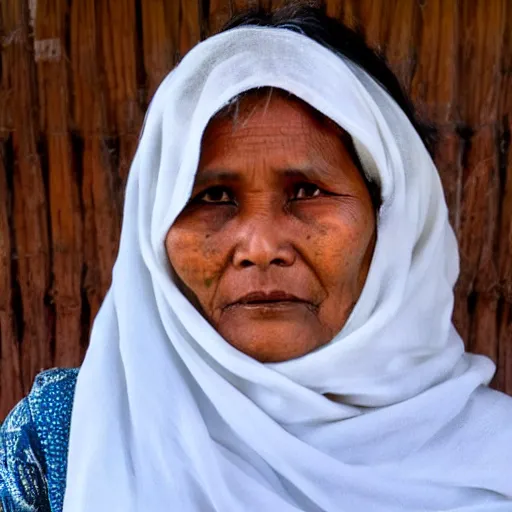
[0,368,78,512]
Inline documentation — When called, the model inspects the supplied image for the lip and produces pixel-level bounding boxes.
[224,290,317,312]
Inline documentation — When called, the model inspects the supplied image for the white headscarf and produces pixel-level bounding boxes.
[63,27,512,511]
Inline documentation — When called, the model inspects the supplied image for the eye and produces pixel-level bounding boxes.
[293,183,322,200]
[196,186,235,204]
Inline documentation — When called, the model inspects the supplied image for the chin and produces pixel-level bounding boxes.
[220,324,325,363]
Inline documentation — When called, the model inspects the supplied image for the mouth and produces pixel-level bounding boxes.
[224,291,318,313]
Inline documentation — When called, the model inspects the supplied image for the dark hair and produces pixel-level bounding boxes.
[219,2,432,155]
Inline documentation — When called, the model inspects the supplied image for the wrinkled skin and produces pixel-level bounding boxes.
[166,92,376,362]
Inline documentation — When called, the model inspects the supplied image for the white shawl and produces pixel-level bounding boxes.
[63,27,512,511]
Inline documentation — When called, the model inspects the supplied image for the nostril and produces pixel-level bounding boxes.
[233,243,296,270]
[239,257,288,269]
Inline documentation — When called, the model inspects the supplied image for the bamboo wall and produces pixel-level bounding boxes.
[0,0,511,419]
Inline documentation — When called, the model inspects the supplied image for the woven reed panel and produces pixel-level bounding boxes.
[0,0,510,419]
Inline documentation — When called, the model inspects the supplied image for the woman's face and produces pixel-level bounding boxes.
[166,93,376,362]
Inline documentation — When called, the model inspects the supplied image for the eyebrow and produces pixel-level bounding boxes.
[194,170,242,188]
[193,166,334,188]
[282,168,331,182]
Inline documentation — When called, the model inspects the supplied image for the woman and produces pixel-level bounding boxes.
[1,5,512,512]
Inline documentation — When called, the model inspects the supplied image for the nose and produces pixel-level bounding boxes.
[232,214,296,270]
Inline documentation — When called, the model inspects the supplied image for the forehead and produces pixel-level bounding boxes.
[200,91,349,165]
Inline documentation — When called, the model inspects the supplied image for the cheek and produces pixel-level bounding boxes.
[305,208,376,286]
[165,227,225,299]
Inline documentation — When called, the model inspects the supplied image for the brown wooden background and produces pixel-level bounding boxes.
[0,0,511,420]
